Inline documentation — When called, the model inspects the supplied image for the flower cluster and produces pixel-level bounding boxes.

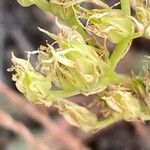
[9,0,150,131]
[37,26,110,95]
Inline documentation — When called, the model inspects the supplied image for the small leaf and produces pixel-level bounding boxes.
[38,27,58,41]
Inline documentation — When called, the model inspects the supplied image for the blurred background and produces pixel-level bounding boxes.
[0,0,150,150]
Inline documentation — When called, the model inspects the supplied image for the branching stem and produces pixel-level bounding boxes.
[120,0,131,15]
[109,38,131,70]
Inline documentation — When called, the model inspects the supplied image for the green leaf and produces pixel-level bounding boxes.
[38,27,58,41]
[17,0,52,11]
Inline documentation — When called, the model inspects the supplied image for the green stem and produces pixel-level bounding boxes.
[120,0,131,15]
[46,89,80,100]
[109,38,131,70]
[96,115,121,129]
[47,5,90,41]
[50,5,89,40]
[17,0,89,40]
[109,0,132,71]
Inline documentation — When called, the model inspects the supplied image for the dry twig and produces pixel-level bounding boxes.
[0,81,90,150]
[0,109,48,150]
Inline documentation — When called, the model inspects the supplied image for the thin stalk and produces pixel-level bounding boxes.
[109,38,131,70]
[120,0,131,15]
[108,1,131,70]
[46,89,80,100]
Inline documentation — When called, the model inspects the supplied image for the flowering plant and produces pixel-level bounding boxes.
[9,0,150,131]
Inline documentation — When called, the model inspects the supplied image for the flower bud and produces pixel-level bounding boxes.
[102,90,141,120]
[10,53,52,103]
[80,9,135,43]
